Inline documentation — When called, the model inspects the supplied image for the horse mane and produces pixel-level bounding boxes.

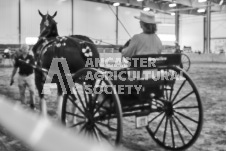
[47,23,59,38]
[39,23,59,38]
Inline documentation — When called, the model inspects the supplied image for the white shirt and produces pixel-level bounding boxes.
[122,33,163,58]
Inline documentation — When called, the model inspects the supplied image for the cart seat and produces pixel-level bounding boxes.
[129,54,181,69]
[110,54,181,84]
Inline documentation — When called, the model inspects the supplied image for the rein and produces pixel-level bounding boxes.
[70,36,119,48]
[107,5,131,38]
[39,27,46,37]
[18,59,75,78]
[18,59,48,73]
[34,38,55,67]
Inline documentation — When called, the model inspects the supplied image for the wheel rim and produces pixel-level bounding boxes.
[146,67,203,150]
[61,68,122,146]
[180,53,191,72]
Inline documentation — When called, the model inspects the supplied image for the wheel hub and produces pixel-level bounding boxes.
[85,113,95,129]
[164,101,174,117]
[86,112,94,121]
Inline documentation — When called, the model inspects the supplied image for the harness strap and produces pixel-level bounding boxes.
[67,36,94,45]
[36,38,55,66]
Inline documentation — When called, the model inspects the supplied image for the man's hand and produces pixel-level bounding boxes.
[119,46,124,53]
[10,78,14,86]
[124,39,131,48]
[119,39,131,53]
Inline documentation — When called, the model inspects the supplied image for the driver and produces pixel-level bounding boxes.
[120,11,163,58]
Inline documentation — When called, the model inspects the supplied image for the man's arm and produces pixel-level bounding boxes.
[10,67,18,85]
[10,57,19,85]
[156,36,163,54]
[121,35,138,58]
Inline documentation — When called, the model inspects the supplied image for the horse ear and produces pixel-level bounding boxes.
[38,10,44,17]
[52,11,57,18]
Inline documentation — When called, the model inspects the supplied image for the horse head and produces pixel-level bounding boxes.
[38,10,59,38]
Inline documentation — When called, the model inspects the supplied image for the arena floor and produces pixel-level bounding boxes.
[0,62,226,151]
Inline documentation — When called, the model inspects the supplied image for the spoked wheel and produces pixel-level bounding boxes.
[61,68,123,146]
[180,53,191,72]
[146,66,203,150]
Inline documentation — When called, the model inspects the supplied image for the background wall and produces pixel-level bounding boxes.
[179,12,226,53]
[118,7,141,44]
[0,0,175,46]
[0,0,225,53]
[0,0,72,44]
[210,13,226,53]
[211,13,226,38]
[73,1,116,44]
[179,15,204,52]
[0,0,18,44]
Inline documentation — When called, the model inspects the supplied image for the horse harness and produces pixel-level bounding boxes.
[34,36,94,69]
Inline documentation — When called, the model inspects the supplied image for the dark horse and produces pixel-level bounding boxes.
[32,10,99,117]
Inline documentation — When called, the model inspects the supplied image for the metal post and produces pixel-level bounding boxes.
[206,1,211,53]
[175,12,180,43]
[18,0,21,44]
[203,17,207,53]
[71,0,74,35]
[116,7,119,45]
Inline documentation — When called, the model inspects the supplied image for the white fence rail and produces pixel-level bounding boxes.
[0,96,122,151]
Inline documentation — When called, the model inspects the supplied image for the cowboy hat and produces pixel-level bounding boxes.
[134,11,161,24]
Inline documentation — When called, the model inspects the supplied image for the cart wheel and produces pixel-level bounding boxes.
[180,53,191,72]
[61,68,123,146]
[146,66,203,150]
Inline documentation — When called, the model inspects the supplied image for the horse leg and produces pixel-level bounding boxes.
[56,79,77,127]
[35,72,48,117]
[56,83,64,122]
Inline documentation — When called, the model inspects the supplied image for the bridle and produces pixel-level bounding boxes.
[39,15,57,38]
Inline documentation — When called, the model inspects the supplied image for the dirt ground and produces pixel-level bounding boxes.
[0,62,226,151]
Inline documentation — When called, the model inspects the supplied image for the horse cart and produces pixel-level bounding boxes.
[31,10,200,151]
[61,53,203,151]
